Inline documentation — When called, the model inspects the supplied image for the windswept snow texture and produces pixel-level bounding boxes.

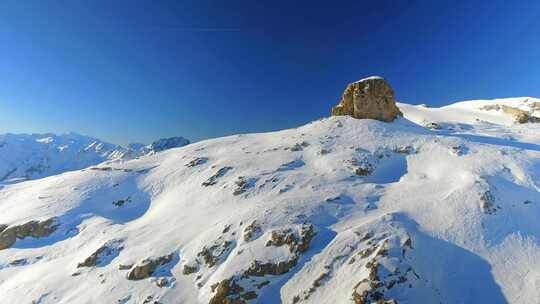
[0,133,189,182]
[1,99,540,303]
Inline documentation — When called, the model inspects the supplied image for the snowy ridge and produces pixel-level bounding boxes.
[0,133,189,183]
[0,100,540,303]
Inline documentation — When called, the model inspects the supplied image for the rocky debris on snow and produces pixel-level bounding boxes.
[119,264,133,270]
[318,148,330,155]
[287,141,310,152]
[153,277,174,288]
[393,146,415,155]
[89,166,113,172]
[112,197,132,207]
[182,264,198,275]
[480,104,502,111]
[209,278,255,304]
[511,111,539,124]
[222,225,232,234]
[290,218,422,304]
[480,190,499,214]
[142,295,162,304]
[233,176,251,196]
[350,231,420,304]
[243,220,263,242]
[208,224,316,304]
[88,166,134,173]
[348,147,405,178]
[77,239,124,268]
[265,224,315,254]
[202,167,233,186]
[186,157,208,167]
[481,104,540,124]
[349,158,374,176]
[127,253,174,280]
[355,166,373,176]
[244,259,299,277]
[0,217,58,250]
[325,195,341,203]
[8,258,26,266]
[277,159,305,172]
[529,101,540,111]
[197,240,235,268]
[331,76,402,122]
[451,145,468,156]
[501,106,540,123]
[4,256,42,268]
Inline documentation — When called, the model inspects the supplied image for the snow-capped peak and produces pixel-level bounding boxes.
[0,133,190,183]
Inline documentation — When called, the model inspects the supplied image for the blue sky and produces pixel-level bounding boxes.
[1,0,540,145]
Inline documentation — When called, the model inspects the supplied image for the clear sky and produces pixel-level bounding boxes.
[1,0,540,145]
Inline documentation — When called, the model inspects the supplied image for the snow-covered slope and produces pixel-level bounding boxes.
[1,102,540,303]
[0,133,189,182]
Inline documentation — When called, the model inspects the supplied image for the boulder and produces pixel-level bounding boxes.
[331,76,402,122]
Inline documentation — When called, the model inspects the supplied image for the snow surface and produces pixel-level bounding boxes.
[0,133,189,183]
[1,99,540,303]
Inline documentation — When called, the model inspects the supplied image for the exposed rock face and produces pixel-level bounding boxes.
[127,254,174,280]
[331,76,402,122]
[77,239,124,268]
[480,104,540,124]
[208,223,316,304]
[0,218,58,250]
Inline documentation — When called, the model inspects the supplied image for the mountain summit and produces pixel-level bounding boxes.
[1,89,540,303]
[331,76,402,122]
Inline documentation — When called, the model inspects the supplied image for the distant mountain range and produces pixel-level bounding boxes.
[0,132,189,182]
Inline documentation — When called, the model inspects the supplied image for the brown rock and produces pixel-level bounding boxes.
[331,76,402,122]
[119,264,133,270]
[209,278,246,304]
[127,254,173,280]
[0,218,58,250]
[77,239,124,268]
[183,264,198,275]
[244,258,298,277]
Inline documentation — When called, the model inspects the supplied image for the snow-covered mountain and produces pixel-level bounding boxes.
[1,97,540,303]
[0,133,190,183]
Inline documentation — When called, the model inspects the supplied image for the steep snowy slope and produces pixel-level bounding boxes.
[0,133,189,182]
[1,111,539,303]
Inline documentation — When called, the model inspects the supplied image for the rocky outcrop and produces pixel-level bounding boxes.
[197,240,235,268]
[127,254,174,280]
[501,106,540,123]
[77,239,124,268]
[209,279,253,304]
[202,167,233,186]
[208,223,316,304]
[265,224,315,254]
[0,218,58,250]
[480,104,540,124]
[331,76,402,122]
[242,220,262,242]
